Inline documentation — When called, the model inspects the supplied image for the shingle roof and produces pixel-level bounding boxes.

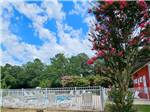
[132,58,150,75]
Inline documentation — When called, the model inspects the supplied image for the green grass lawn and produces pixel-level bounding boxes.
[135,105,150,112]
[104,103,150,112]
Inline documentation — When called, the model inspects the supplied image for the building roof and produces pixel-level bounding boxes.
[132,58,150,75]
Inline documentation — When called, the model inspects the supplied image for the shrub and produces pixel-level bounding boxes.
[61,76,89,87]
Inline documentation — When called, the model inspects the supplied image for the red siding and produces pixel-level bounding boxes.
[133,65,150,99]
[133,65,150,88]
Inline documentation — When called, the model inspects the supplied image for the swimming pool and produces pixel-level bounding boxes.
[56,95,72,101]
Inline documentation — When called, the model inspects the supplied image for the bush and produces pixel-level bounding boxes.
[61,75,112,87]
[61,76,89,87]
[39,79,52,88]
[106,87,136,112]
[75,78,90,87]
[104,103,115,112]
[51,78,62,87]
[86,75,111,87]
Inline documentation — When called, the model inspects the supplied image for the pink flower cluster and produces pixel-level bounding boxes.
[104,0,114,5]
[104,0,127,9]
[87,48,125,65]
[144,37,150,44]
[87,50,105,65]
[87,56,98,64]
[110,48,116,54]
[88,0,148,13]
[95,24,101,31]
[117,51,124,57]
[97,50,105,57]
[139,22,150,28]
[137,0,147,10]
[119,0,127,9]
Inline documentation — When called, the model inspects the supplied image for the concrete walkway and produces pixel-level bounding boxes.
[133,99,150,105]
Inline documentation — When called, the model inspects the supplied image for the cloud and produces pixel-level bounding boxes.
[56,21,94,57]
[0,20,65,65]
[12,1,54,41]
[42,0,65,21]
[69,0,91,16]
[0,0,94,65]
[69,0,95,27]
[0,16,65,65]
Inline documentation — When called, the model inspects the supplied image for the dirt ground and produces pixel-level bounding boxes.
[1,108,74,112]
[1,108,37,112]
[1,108,100,112]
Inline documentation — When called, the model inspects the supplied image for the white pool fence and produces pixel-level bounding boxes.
[0,86,150,111]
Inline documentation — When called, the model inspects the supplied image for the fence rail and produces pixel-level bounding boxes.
[0,86,150,111]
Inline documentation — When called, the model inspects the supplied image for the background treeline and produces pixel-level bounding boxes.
[1,47,149,89]
[0,53,110,89]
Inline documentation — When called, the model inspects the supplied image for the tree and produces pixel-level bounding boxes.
[4,75,17,88]
[87,1,150,112]
[50,53,69,76]
[1,53,95,88]
[47,53,69,87]
[1,64,21,88]
[23,58,45,88]
[68,53,94,76]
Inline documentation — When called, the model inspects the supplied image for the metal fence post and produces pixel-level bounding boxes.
[102,87,104,111]
[45,88,48,106]
[0,89,2,107]
[75,86,77,97]
[21,88,24,107]
[7,89,9,96]
[22,88,24,97]
[75,87,77,104]
[75,87,76,94]
[100,86,104,111]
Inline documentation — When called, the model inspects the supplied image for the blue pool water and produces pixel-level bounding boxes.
[56,95,71,101]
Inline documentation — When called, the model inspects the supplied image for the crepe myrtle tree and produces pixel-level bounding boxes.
[87,0,150,112]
